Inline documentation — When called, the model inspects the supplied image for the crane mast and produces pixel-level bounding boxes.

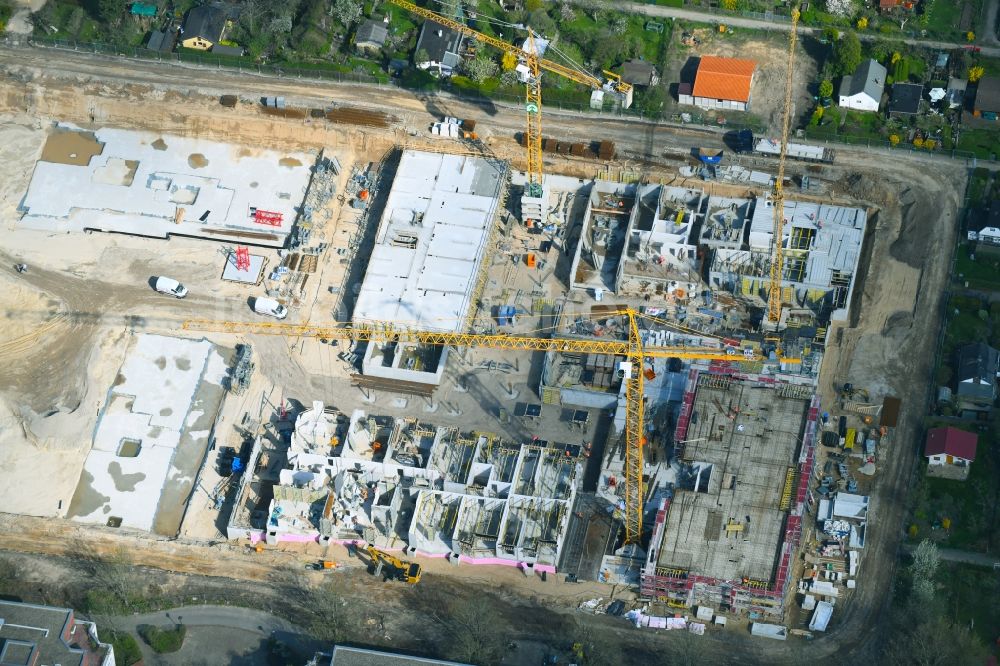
[767,6,800,325]
[387,0,628,204]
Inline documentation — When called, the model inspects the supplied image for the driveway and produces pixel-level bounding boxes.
[108,605,319,666]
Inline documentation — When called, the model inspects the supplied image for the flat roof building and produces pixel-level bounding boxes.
[352,150,506,333]
[19,125,313,247]
[0,601,114,666]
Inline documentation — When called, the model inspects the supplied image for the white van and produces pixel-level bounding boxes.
[154,276,188,298]
[253,297,287,319]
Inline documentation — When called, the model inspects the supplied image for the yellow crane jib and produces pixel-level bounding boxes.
[182,309,774,545]
[388,0,628,199]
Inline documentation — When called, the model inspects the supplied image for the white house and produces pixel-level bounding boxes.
[924,427,977,468]
[838,59,886,112]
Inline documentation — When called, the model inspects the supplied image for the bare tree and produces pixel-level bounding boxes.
[435,596,508,665]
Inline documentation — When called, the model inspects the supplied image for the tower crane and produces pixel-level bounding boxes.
[388,0,631,204]
[766,5,800,326]
[183,309,772,545]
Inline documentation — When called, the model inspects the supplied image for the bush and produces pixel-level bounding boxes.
[108,630,142,666]
[137,624,186,654]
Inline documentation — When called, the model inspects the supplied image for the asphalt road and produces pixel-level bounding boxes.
[0,41,992,177]
[580,0,1000,56]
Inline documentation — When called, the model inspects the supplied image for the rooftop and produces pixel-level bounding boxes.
[330,645,471,666]
[67,334,229,533]
[182,4,226,42]
[415,20,464,67]
[655,376,809,582]
[840,59,887,101]
[356,20,389,47]
[692,56,756,103]
[352,150,506,332]
[0,601,111,666]
[890,82,922,114]
[975,76,1000,112]
[925,427,978,461]
[20,125,313,247]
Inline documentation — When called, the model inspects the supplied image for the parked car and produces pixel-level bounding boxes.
[253,297,287,319]
[153,276,188,298]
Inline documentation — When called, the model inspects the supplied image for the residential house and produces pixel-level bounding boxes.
[180,4,227,51]
[414,20,464,76]
[973,76,1000,118]
[838,59,886,112]
[621,59,660,88]
[678,56,756,112]
[924,427,977,474]
[355,19,389,54]
[967,200,1000,244]
[0,600,114,666]
[955,342,999,413]
[146,28,177,53]
[888,82,922,117]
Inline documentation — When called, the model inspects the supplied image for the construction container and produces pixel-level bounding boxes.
[322,560,335,569]
[526,253,537,269]
[844,428,856,450]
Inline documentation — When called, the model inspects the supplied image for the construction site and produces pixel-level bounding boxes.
[0,4,972,663]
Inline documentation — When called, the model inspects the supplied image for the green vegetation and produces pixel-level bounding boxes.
[882,542,990,662]
[938,561,1000,654]
[137,624,186,654]
[912,426,999,550]
[831,31,862,76]
[955,245,1000,292]
[958,128,1000,160]
[107,630,142,666]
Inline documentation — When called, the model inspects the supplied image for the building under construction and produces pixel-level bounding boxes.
[353,149,508,386]
[227,403,583,571]
[640,372,819,618]
[708,196,868,324]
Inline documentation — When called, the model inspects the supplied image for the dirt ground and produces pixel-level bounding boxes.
[667,28,818,130]
[0,42,972,665]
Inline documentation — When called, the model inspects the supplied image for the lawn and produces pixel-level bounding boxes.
[937,561,1000,658]
[967,167,992,205]
[957,127,1000,160]
[955,243,1000,291]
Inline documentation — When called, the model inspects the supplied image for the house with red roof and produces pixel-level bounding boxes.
[924,427,977,479]
[678,56,757,112]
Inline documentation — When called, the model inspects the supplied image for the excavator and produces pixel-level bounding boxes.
[362,544,422,584]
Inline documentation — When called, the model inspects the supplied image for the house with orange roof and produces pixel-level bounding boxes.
[678,56,757,112]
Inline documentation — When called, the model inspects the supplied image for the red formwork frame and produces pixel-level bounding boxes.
[235,245,251,271]
[640,386,822,616]
[253,209,283,226]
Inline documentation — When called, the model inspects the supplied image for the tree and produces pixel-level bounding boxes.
[856,16,868,29]
[635,85,667,118]
[810,106,825,125]
[832,31,862,76]
[96,0,123,24]
[891,51,901,64]
[501,51,517,71]
[415,48,430,65]
[819,79,834,98]
[611,15,629,35]
[438,597,508,665]
[969,65,985,82]
[464,53,499,83]
[966,30,976,41]
[331,0,363,27]
[825,0,853,17]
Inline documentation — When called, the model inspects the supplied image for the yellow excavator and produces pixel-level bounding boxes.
[363,545,422,584]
